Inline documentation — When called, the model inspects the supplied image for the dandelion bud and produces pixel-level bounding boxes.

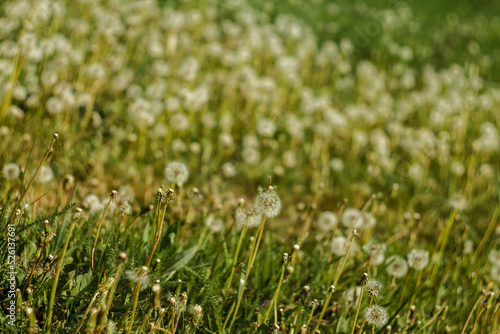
[300,285,310,300]
[282,253,289,266]
[86,308,98,330]
[176,292,187,312]
[283,266,294,282]
[152,283,161,309]
[156,188,164,202]
[53,132,59,140]
[153,258,161,271]
[328,285,335,293]
[409,305,416,320]
[111,190,119,200]
[118,252,128,263]
[290,244,300,263]
[26,307,37,334]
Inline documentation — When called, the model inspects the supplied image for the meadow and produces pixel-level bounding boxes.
[1,0,499,333]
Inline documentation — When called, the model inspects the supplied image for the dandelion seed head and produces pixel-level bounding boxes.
[164,161,189,185]
[36,165,54,184]
[317,211,338,232]
[407,249,429,270]
[488,249,500,267]
[364,305,388,327]
[386,255,408,277]
[125,266,149,287]
[341,208,364,229]
[254,186,281,218]
[2,162,20,180]
[189,304,203,324]
[205,215,224,233]
[362,243,387,266]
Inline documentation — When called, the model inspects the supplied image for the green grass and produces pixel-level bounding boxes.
[0,0,499,333]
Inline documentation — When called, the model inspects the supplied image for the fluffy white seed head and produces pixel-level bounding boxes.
[2,162,20,180]
[488,249,500,267]
[254,186,281,218]
[341,208,364,229]
[317,211,338,232]
[407,249,429,270]
[36,165,54,184]
[386,255,408,277]
[235,207,262,227]
[164,161,189,185]
[205,215,224,233]
[364,305,388,327]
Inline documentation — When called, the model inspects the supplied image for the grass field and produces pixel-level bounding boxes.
[1,0,499,333]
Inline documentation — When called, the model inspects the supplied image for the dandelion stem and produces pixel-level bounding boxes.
[262,262,286,324]
[358,295,374,334]
[96,257,126,334]
[461,293,483,334]
[314,234,356,331]
[146,198,170,267]
[91,196,114,271]
[225,214,267,332]
[7,135,57,225]
[350,279,366,334]
[44,217,77,333]
[223,225,248,299]
[125,283,142,334]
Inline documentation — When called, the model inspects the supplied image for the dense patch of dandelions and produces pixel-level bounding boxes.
[164,161,189,185]
[253,186,281,218]
[364,305,389,327]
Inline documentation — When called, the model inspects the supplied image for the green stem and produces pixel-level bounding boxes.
[146,199,169,267]
[225,215,267,333]
[44,217,77,333]
[96,260,125,334]
[350,280,366,334]
[262,264,286,324]
[72,291,99,334]
[224,225,248,300]
[125,283,142,334]
[91,197,113,270]
[314,235,356,331]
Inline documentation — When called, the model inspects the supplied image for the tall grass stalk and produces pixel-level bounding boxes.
[44,211,78,333]
[225,214,267,332]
